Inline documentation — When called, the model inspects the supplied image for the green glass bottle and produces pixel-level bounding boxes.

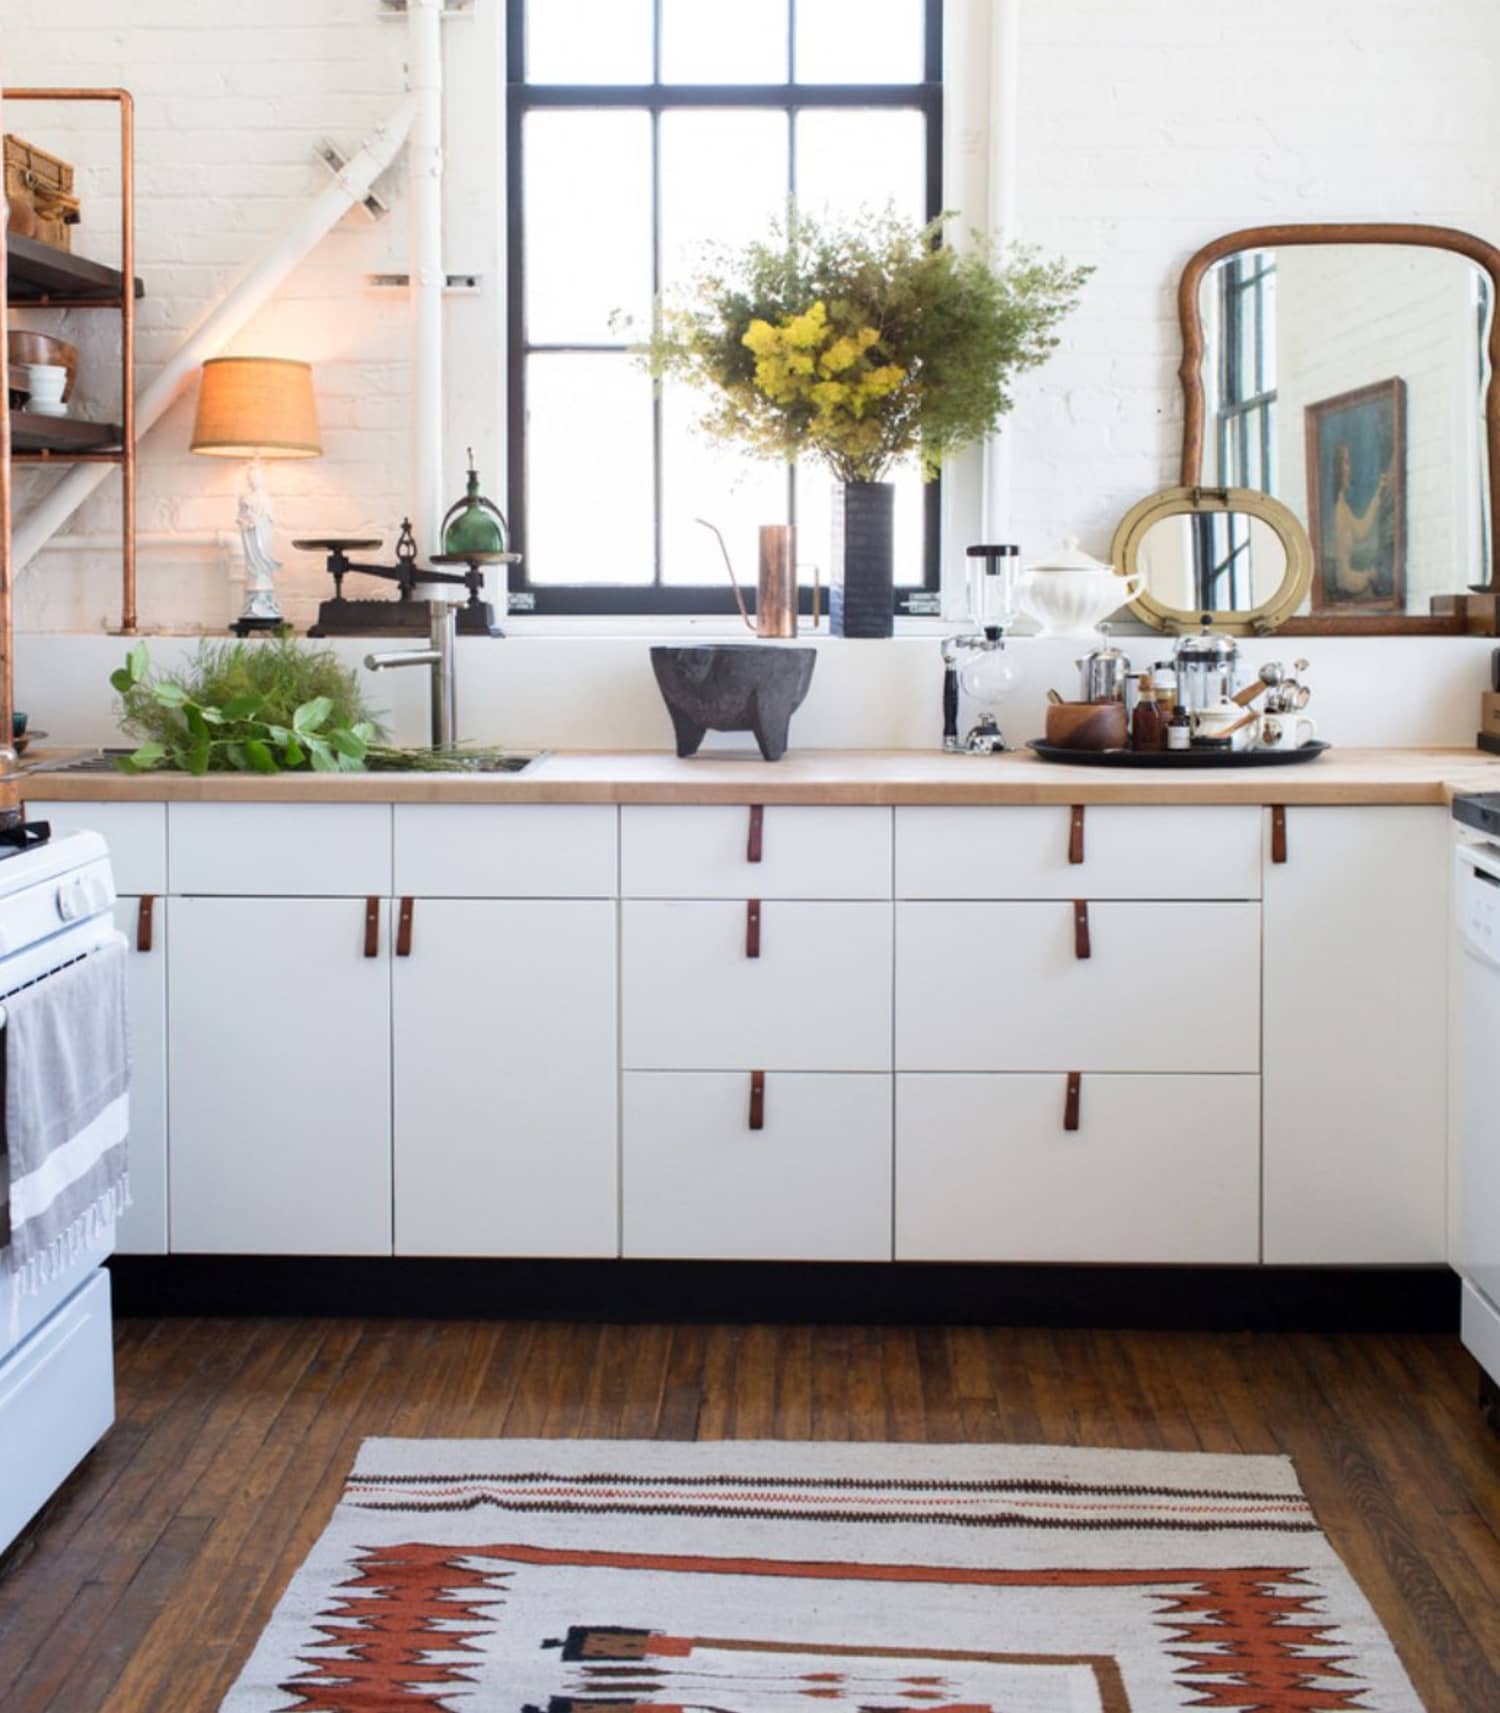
[441,448,509,558]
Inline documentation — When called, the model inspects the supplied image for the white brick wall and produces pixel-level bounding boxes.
[3,0,1499,747]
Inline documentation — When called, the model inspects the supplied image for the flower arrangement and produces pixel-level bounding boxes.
[642,208,1092,485]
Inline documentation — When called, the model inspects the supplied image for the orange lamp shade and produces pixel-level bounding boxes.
[190,356,321,459]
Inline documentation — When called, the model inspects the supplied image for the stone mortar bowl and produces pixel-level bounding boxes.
[650,644,817,763]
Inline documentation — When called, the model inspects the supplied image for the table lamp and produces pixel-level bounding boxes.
[190,357,321,634]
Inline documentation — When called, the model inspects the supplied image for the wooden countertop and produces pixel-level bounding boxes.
[18,746,1500,806]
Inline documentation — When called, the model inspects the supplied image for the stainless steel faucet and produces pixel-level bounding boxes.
[365,599,458,749]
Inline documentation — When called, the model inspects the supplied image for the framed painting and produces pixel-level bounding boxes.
[1305,377,1407,613]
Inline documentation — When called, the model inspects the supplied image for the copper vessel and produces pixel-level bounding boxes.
[698,518,819,637]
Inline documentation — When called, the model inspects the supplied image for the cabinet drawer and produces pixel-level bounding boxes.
[622,805,891,898]
[897,1073,1260,1262]
[169,802,392,896]
[624,1071,891,1259]
[896,806,1261,900]
[394,804,617,898]
[28,800,166,895]
[897,901,1260,1072]
[623,899,892,1070]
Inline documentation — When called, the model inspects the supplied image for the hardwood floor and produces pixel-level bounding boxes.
[1,1319,1498,1711]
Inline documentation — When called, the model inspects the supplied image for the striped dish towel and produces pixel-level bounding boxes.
[1,933,130,1329]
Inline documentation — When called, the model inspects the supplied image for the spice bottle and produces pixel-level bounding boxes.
[1132,673,1165,752]
[1166,702,1192,751]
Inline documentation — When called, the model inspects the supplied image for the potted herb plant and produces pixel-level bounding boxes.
[643,209,1091,636]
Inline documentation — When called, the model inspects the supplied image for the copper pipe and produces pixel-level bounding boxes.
[5,89,137,632]
[0,88,16,802]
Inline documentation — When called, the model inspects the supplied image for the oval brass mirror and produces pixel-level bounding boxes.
[1110,485,1313,635]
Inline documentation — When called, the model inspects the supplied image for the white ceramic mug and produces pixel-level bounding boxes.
[22,363,67,416]
[1256,711,1317,751]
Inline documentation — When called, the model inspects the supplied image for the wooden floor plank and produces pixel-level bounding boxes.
[0,1314,1495,1713]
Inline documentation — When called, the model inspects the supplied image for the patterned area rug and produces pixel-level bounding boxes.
[222,1438,1423,1711]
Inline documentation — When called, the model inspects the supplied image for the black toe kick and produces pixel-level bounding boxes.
[106,1256,1460,1334]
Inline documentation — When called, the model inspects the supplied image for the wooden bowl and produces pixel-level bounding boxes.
[8,330,79,402]
[1044,700,1128,750]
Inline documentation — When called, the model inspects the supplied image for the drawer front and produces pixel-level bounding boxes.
[394,804,617,898]
[896,806,1262,900]
[170,802,392,896]
[622,805,891,899]
[624,1071,892,1260]
[623,900,892,1070]
[0,1269,115,1556]
[897,901,1260,1072]
[897,1073,1260,1263]
[28,800,166,895]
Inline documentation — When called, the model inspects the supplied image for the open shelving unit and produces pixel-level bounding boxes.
[4,88,139,630]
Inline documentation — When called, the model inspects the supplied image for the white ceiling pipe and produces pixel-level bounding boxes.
[407,0,445,550]
[37,532,237,552]
[13,96,418,575]
[984,0,1022,544]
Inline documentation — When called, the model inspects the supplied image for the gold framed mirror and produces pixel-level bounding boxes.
[1110,484,1313,635]
[1178,222,1500,634]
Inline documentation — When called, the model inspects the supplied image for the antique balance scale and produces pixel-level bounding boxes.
[297,452,519,638]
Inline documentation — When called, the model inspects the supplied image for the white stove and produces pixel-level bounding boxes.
[0,828,121,1554]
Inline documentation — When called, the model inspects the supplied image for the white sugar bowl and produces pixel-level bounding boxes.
[1017,539,1143,638]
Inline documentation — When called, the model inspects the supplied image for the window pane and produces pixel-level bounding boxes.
[797,456,926,592]
[661,383,790,587]
[661,0,788,84]
[660,110,788,297]
[524,111,652,344]
[794,108,927,225]
[525,0,652,84]
[527,354,654,583]
[796,0,925,83]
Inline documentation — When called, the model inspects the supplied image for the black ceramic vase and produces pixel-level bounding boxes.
[831,480,895,638]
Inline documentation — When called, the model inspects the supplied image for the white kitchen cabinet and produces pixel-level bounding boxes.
[896,901,1260,1073]
[113,896,167,1254]
[1262,806,1448,1263]
[896,806,1261,901]
[622,899,893,1071]
[621,805,891,899]
[29,800,166,895]
[897,1073,1261,1263]
[623,1071,892,1260]
[168,895,392,1254]
[393,898,617,1256]
[170,802,391,897]
[394,805,617,898]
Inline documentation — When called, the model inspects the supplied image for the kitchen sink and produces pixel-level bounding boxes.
[41,748,549,776]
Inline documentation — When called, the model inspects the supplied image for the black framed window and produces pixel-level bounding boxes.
[505,0,943,616]
[1211,251,1277,606]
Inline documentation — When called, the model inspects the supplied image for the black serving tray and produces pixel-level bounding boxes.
[1027,739,1330,769]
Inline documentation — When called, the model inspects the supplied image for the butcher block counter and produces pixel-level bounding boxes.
[18,745,1500,806]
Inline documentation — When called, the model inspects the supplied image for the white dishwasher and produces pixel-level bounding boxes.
[1452,804,1500,1419]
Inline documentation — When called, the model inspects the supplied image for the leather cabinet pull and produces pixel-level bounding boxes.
[1069,805,1086,864]
[1073,899,1091,960]
[364,896,381,958]
[1064,1072,1082,1133]
[136,894,154,954]
[746,898,762,959]
[749,1070,765,1131]
[747,804,764,864]
[396,896,415,957]
[1271,805,1288,864]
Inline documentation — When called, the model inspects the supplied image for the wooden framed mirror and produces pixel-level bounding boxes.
[1179,223,1500,634]
[1111,484,1313,635]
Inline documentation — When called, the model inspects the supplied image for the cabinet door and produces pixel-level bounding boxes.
[393,899,617,1256]
[114,897,167,1254]
[621,806,892,899]
[897,901,1260,1073]
[623,900,893,1071]
[897,1073,1260,1263]
[1262,807,1448,1263]
[623,1071,892,1260]
[168,897,392,1254]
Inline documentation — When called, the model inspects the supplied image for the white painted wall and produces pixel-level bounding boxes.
[4,0,1500,749]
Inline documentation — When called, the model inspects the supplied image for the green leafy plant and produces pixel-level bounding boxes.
[637,208,1092,484]
[111,637,385,776]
